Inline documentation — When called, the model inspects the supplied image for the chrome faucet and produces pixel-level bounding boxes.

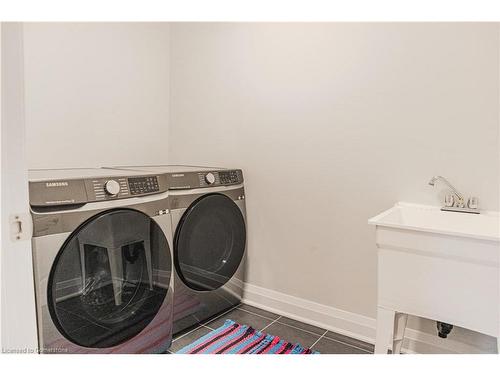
[428,176,479,214]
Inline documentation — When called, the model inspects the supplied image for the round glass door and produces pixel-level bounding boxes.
[174,193,246,291]
[48,208,171,348]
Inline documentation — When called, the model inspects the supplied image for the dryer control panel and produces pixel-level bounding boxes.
[219,170,240,185]
[168,169,244,190]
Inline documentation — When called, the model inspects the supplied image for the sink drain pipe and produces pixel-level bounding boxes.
[436,321,454,338]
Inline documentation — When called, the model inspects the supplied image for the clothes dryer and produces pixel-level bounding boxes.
[109,166,246,334]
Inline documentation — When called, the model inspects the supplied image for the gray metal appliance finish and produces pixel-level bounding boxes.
[29,168,168,207]
[29,169,174,353]
[108,165,247,334]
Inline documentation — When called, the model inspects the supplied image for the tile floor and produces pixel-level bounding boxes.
[168,303,374,354]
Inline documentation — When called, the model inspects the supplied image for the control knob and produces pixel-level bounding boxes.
[205,172,216,185]
[104,180,120,196]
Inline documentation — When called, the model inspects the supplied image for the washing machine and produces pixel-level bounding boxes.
[108,166,247,334]
[29,168,174,353]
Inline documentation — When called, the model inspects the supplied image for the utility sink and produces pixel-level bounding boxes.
[369,202,499,242]
[369,202,499,354]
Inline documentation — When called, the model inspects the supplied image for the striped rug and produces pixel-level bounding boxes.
[175,319,319,354]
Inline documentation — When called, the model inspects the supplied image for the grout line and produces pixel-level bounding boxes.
[200,323,215,331]
[237,306,282,322]
[243,308,326,337]
[199,303,242,327]
[270,320,325,338]
[310,330,328,349]
[320,334,373,353]
[260,315,281,331]
[172,324,205,343]
[173,303,242,342]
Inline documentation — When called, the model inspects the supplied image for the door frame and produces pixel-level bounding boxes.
[1,22,38,353]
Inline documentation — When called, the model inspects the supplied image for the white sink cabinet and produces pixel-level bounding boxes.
[369,202,499,354]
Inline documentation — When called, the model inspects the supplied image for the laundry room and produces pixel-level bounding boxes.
[1,2,499,371]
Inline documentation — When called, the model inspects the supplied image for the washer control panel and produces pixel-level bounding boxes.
[86,175,164,202]
[128,176,160,195]
[29,173,167,207]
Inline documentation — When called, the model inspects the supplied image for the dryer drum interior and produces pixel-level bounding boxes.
[47,208,171,348]
[174,193,246,291]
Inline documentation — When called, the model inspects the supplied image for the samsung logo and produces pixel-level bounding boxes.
[45,181,69,187]
[171,174,185,177]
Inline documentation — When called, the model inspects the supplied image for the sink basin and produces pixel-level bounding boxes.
[369,202,499,242]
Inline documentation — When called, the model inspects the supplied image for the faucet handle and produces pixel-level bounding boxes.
[444,194,454,207]
[468,197,478,209]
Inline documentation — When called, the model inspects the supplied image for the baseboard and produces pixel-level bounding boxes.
[242,282,494,354]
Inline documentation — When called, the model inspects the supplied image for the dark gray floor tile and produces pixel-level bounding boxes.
[277,316,326,335]
[237,304,280,320]
[264,322,321,348]
[173,323,201,338]
[325,331,374,352]
[174,317,203,337]
[312,337,368,354]
[206,307,274,330]
[170,326,212,353]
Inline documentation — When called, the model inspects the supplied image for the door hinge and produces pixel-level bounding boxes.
[9,213,33,242]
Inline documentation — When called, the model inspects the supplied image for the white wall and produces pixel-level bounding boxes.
[169,23,499,352]
[23,23,170,169]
